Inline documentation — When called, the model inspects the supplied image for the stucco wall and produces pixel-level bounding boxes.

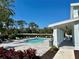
[57,29,64,45]
[53,28,64,47]
[74,23,79,50]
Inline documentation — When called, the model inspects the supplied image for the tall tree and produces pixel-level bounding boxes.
[28,22,39,33]
[6,18,15,29]
[17,20,27,29]
[0,0,15,36]
[29,22,38,29]
[0,0,15,21]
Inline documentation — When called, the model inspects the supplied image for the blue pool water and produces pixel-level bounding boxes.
[25,38,46,44]
[4,38,47,49]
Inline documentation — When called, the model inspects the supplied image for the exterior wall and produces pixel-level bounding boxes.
[53,29,58,47]
[53,28,64,47]
[74,23,79,50]
[70,6,73,19]
[71,6,79,19]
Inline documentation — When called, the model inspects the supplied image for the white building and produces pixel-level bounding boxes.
[48,3,79,50]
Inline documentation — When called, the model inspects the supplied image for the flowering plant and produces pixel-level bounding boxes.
[0,47,37,59]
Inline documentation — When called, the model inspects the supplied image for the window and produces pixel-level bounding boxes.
[73,9,79,18]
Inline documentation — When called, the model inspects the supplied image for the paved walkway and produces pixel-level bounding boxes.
[59,39,74,47]
[53,48,75,59]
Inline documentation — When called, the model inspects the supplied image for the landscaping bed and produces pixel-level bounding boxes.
[0,47,39,59]
[74,50,79,59]
[41,47,59,59]
[0,47,58,59]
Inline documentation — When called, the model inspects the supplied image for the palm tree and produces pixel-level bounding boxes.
[17,20,27,29]
[0,0,15,26]
[0,0,15,21]
[0,0,15,37]
[29,22,38,29]
[28,22,39,33]
[5,18,15,29]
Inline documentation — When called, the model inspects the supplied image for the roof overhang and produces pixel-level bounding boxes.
[71,3,79,6]
[48,18,79,28]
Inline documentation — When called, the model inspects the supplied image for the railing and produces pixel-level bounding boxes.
[17,33,52,36]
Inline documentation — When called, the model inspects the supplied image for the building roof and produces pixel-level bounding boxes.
[48,3,79,28]
[48,18,79,28]
[71,3,79,6]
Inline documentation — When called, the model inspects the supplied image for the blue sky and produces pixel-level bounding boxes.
[13,0,79,28]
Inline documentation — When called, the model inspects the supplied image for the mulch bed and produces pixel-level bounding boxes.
[74,50,79,59]
[41,48,58,59]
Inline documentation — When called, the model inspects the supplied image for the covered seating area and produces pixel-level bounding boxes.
[48,18,79,50]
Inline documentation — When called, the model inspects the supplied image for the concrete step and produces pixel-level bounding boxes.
[53,49,75,59]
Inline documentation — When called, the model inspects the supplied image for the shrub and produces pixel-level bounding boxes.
[0,47,38,59]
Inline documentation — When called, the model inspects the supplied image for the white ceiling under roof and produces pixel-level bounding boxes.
[48,18,79,28]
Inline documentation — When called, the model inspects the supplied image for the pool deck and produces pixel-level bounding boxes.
[0,38,51,56]
[53,48,75,59]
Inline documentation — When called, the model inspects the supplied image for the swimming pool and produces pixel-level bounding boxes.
[25,38,46,44]
[0,38,48,49]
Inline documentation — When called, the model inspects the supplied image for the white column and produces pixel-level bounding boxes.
[74,23,79,50]
[72,26,74,45]
[53,28,64,47]
[70,6,73,19]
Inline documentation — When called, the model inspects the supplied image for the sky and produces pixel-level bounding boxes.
[13,0,79,28]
